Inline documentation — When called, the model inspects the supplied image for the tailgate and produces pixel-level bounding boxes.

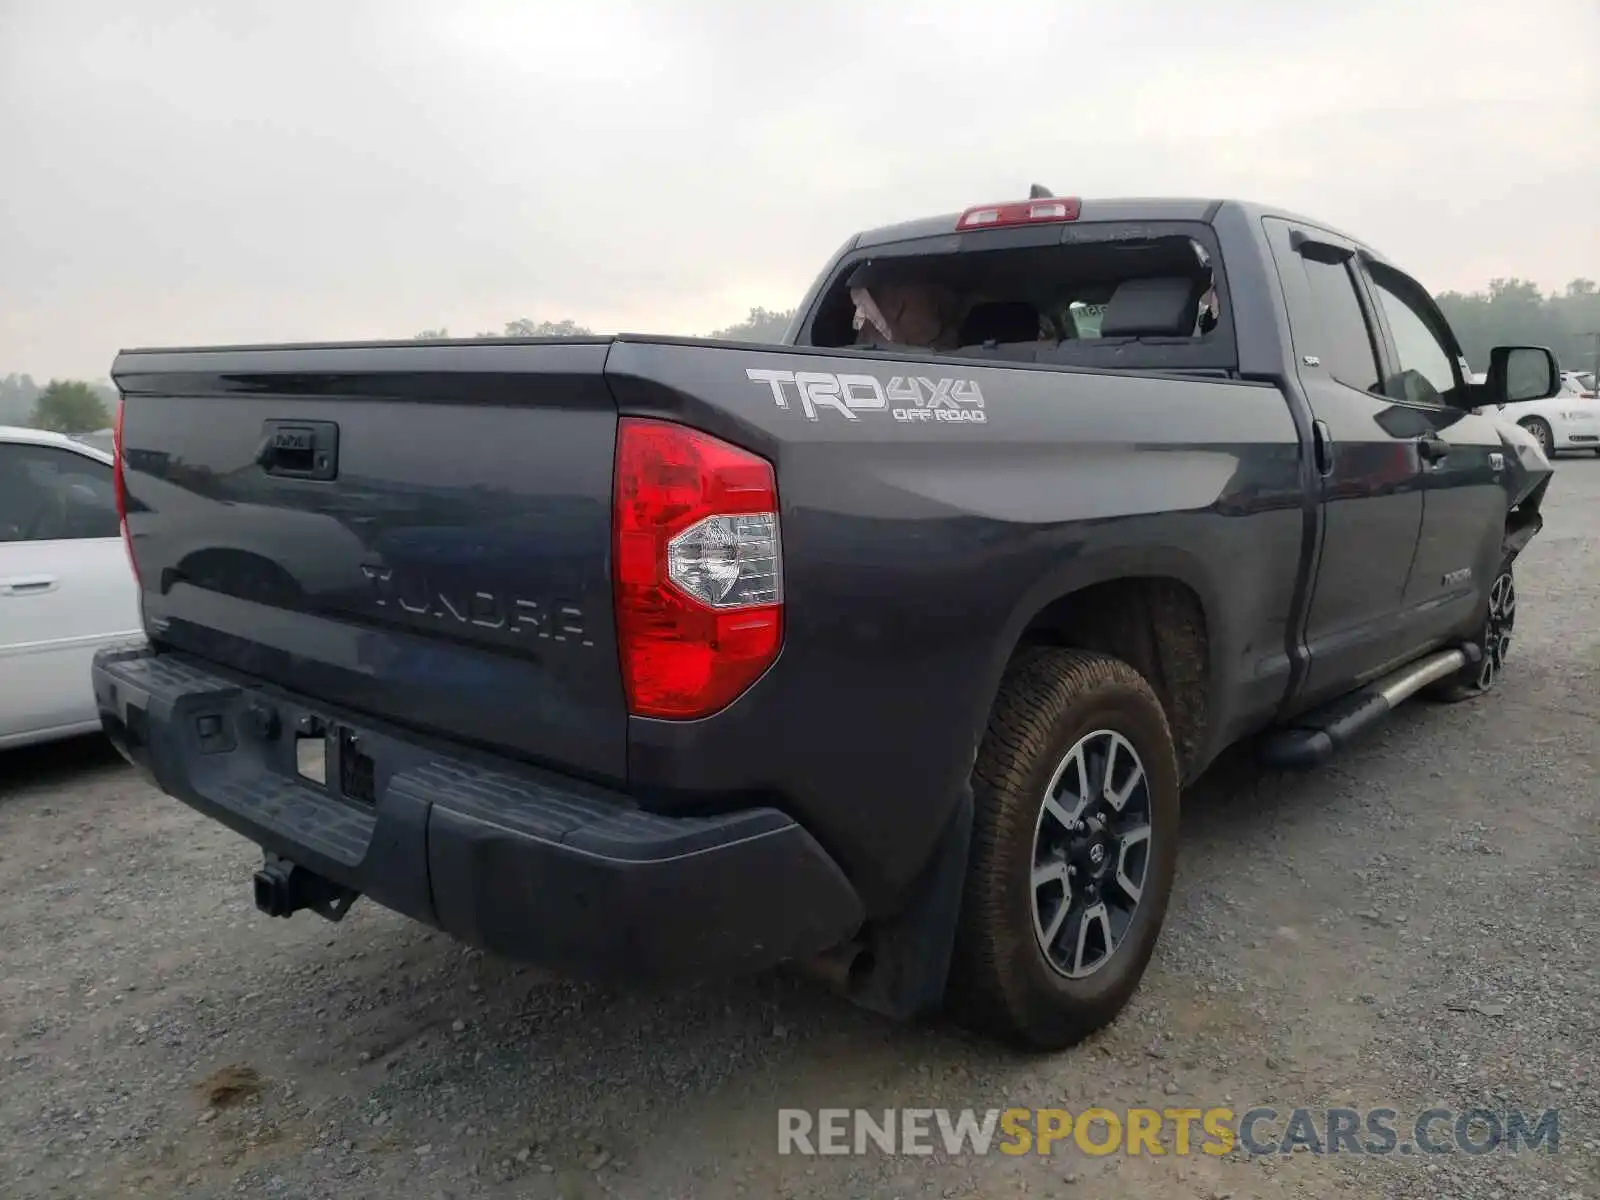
[113,341,626,781]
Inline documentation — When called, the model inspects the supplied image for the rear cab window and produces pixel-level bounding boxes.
[794,218,1239,376]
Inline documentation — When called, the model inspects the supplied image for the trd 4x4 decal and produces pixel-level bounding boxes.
[746,368,987,424]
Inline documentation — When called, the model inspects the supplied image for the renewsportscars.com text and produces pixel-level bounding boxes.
[778,1106,1561,1158]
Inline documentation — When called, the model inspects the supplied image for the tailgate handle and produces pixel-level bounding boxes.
[258,420,339,480]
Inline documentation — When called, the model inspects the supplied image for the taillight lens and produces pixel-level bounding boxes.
[613,418,783,719]
[112,397,141,585]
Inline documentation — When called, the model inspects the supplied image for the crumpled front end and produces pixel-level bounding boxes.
[1491,415,1554,559]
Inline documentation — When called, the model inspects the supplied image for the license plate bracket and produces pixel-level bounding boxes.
[291,719,375,805]
[338,728,377,806]
[295,728,329,786]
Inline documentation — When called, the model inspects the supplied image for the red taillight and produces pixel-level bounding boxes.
[613,418,783,720]
[957,197,1082,230]
[113,397,140,585]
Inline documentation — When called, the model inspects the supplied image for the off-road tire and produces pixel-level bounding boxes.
[948,648,1181,1051]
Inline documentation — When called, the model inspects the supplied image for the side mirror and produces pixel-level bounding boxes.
[1486,345,1560,405]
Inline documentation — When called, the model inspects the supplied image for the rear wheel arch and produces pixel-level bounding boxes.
[849,567,1215,1024]
[984,569,1214,781]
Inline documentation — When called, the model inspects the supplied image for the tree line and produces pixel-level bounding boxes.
[411,307,797,344]
[416,279,1600,377]
[3,310,800,435]
[1,375,117,435]
[9,282,1594,436]
[1435,279,1598,379]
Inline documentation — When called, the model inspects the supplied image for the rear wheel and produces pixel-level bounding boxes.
[948,648,1180,1051]
[1427,558,1516,703]
[1519,417,1553,456]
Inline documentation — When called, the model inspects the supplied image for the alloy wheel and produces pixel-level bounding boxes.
[1029,729,1153,979]
[1477,570,1516,690]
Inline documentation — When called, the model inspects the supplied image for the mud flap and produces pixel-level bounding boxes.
[843,783,974,1020]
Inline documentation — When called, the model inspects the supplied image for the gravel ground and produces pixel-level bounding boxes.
[3,460,1597,1200]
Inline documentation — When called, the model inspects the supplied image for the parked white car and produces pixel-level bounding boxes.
[1559,370,1596,398]
[1469,372,1600,457]
[1,425,143,749]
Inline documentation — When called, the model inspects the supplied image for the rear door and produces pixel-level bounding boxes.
[1358,258,1510,639]
[0,438,142,743]
[1263,218,1427,704]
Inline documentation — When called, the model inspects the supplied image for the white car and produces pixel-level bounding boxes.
[1469,372,1600,457]
[0,425,143,749]
[1559,370,1596,398]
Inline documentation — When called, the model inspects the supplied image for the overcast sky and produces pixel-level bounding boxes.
[3,0,1596,380]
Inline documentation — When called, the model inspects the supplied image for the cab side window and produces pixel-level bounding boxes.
[1297,257,1383,394]
[0,444,120,543]
[1366,267,1463,407]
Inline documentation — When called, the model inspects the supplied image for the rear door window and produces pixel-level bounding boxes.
[1263,217,1391,396]
[1296,257,1383,394]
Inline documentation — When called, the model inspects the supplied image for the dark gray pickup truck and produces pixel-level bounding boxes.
[95,193,1559,1050]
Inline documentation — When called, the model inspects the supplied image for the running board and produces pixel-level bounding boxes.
[1258,645,1482,770]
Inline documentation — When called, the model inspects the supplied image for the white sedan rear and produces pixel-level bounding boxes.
[1470,373,1600,456]
[1559,370,1596,399]
[1496,396,1600,456]
[0,425,143,749]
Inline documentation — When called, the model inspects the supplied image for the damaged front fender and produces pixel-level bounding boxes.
[1489,415,1554,560]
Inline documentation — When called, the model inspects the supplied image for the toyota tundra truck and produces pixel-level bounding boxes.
[93,194,1558,1050]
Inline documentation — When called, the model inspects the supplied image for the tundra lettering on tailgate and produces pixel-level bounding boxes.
[360,564,593,646]
[746,368,987,425]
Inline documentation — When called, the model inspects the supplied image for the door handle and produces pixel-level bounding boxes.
[1416,435,1450,464]
[1312,419,1334,477]
[0,575,59,596]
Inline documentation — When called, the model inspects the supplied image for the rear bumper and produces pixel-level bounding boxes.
[92,645,863,981]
